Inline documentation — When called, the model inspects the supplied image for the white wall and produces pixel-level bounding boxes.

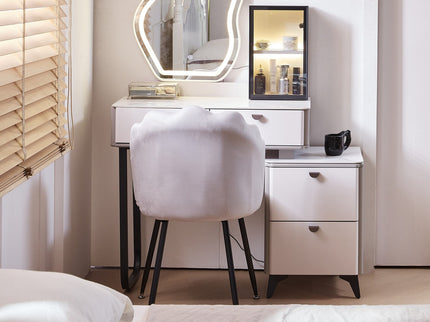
[91,0,377,272]
[376,0,430,265]
[0,0,94,277]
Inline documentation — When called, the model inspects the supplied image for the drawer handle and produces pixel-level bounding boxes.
[308,226,320,233]
[252,114,264,120]
[309,172,320,178]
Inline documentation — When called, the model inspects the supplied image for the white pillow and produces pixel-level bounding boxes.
[188,38,229,62]
[0,269,134,322]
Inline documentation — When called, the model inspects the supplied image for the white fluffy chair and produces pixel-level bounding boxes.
[130,106,265,305]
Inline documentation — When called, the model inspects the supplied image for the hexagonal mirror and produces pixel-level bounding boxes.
[134,0,242,81]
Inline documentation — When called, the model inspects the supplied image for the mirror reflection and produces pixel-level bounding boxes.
[134,0,241,81]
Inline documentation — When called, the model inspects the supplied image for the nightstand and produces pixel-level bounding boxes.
[264,146,363,298]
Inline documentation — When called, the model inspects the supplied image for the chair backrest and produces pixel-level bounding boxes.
[130,106,265,222]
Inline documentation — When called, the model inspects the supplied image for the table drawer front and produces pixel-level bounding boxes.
[268,222,358,275]
[213,109,304,146]
[113,108,178,145]
[268,167,358,221]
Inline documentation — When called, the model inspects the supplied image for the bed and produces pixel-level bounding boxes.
[2,269,430,322]
[133,304,430,322]
[0,269,133,322]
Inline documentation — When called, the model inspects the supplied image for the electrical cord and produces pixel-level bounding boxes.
[232,65,249,70]
[229,233,264,264]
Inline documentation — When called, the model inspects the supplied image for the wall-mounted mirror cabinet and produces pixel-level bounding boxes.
[249,6,308,100]
[134,0,242,81]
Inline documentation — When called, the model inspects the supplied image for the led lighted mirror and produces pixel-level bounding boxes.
[134,0,242,81]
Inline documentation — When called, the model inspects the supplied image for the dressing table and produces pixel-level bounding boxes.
[111,96,310,290]
[111,97,362,298]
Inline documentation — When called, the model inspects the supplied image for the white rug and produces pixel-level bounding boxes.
[132,304,430,322]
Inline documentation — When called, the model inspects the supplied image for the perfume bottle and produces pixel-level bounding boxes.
[292,67,301,95]
[278,64,289,95]
[254,65,266,95]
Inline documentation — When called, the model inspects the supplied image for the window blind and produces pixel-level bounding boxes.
[0,0,71,197]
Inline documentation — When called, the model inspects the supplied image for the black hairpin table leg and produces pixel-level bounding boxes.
[119,147,141,290]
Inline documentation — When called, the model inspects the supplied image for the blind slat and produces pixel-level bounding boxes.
[17,96,56,119]
[0,31,67,57]
[0,140,21,163]
[16,70,57,92]
[0,44,66,72]
[0,111,21,132]
[0,0,66,11]
[0,1,21,11]
[18,132,60,159]
[0,100,66,133]
[0,97,21,117]
[0,19,67,42]
[16,83,57,105]
[0,69,20,87]
[0,83,21,101]
[0,126,21,146]
[0,153,23,178]
[19,57,59,78]
[19,108,60,132]
[0,7,67,27]
[17,120,58,146]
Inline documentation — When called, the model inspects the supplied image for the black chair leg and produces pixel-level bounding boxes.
[222,220,239,305]
[238,218,259,299]
[149,220,168,305]
[138,220,161,299]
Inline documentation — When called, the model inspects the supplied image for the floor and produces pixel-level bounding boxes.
[86,267,430,306]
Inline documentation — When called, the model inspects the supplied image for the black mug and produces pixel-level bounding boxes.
[324,130,351,156]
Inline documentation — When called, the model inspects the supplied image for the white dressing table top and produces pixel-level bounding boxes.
[112,97,311,110]
[266,147,363,167]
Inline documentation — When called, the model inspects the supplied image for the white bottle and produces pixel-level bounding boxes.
[269,59,277,93]
[278,64,289,95]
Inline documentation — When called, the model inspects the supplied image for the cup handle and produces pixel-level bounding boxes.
[343,130,351,150]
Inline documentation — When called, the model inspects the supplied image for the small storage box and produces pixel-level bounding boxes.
[128,82,178,99]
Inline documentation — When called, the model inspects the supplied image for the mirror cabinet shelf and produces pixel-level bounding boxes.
[253,50,304,55]
[249,6,308,100]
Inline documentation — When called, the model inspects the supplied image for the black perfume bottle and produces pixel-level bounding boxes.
[254,65,266,94]
[292,67,301,95]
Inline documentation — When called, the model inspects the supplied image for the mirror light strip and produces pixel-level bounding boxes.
[133,0,242,80]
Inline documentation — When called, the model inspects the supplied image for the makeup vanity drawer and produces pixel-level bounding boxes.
[213,109,304,146]
[267,167,359,221]
[113,107,178,145]
[268,221,358,275]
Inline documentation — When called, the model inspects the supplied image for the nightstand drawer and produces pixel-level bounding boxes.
[268,222,358,275]
[213,109,304,146]
[268,167,358,221]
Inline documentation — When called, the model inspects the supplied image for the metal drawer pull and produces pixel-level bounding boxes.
[252,114,264,120]
[309,172,320,178]
[308,226,320,233]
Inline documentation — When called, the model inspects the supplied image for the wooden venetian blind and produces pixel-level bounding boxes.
[0,0,71,197]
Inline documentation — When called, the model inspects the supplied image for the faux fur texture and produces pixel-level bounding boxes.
[130,106,265,221]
